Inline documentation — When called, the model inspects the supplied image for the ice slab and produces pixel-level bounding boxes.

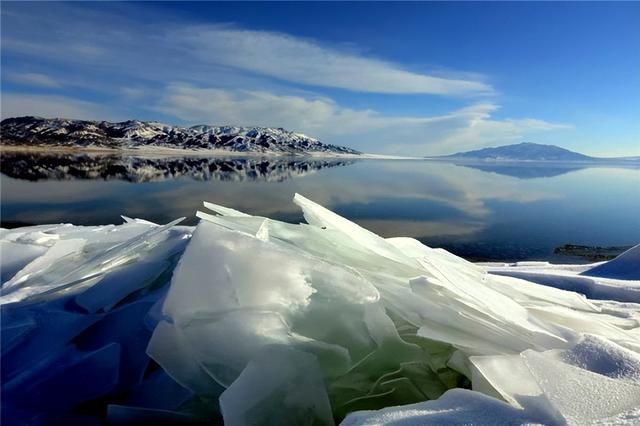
[220,345,334,426]
[469,334,640,425]
[107,405,207,425]
[0,240,48,283]
[583,244,640,280]
[1,218,186,305]
[150,194,639,424]
[1,219,194,425]
[484,248,640,303]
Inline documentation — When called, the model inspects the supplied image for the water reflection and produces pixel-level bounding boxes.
[1,152,638,261]
[0,152,355,183]
[454,162,588,179]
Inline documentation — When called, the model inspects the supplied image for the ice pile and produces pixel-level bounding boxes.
[150,194,640,425]
[1,219,197,424]
[2,194,640,425]
[484,247,640,303]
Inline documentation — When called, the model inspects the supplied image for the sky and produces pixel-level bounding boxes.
[1,2,639,156]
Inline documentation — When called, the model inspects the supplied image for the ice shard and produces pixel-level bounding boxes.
[147,194,640,424]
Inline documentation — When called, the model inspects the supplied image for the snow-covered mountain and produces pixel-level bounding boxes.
[440,142,594,161]
[0,152,355,183]
[0,116,360,155]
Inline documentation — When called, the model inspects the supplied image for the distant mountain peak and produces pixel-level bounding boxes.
[442,142,593,161]
[0,116,360,156]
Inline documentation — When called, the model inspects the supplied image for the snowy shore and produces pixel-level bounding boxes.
[0,145,420,160]
[2,195,639,425]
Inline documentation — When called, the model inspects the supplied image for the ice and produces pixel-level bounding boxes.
[485,251,640,303]
[468,334,640,425]
[1,218,187,304]
[1,219,193,424]
[523,349,640,424]
[73,259,169,313]
[75,300,157,391]
[555,334,640,380]
[150,207,464,420]
[583,244,640,280]
[340,388,546,425]
[2,195,639,424]
[124,368,194,411]
[106,405,206,425]
[219,345,334,426]
[2,303,103,383]
[4,343,121,416]
[0,315,36,356]
[146,194,639,424]
[0,240,48,283]
[3,238,87,294]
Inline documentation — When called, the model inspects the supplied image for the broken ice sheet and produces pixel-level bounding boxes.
[0,218,187,305]
[150,207,465,421]
[150,194,640,424]
[219,345,334,426]
[3,194,639,425]
[0,219,198,426]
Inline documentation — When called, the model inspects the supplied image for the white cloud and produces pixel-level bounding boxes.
[172,27,493,96]
[155,83,433,134]
[155,83,570,155]
[1,3,493,96]
[119,87,146,99]
[415,104,573,154]
[6,72,62,88]
[1,94,112,121]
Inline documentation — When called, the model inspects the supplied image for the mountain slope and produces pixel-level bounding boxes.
[0,116,360,155]
[441,142,594,161]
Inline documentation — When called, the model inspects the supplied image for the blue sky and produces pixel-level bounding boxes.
[2,2,639,156]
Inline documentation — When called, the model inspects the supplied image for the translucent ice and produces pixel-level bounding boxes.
[220,346,334,426]
[2,195,639,424]
[1,219,193,424]
[148,194,640,424]
[1,218,187,304]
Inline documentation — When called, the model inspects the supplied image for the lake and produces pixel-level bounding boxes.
[1,151,639,262]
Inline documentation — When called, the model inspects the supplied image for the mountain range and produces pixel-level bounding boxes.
[3,118,638,163]
[0,116,360,156]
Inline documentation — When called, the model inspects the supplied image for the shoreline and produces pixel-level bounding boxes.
[424,156,640,167]
[0,144,422,160]
[0,215,627,265]
[3,145,638,165]
[0,144,420,160]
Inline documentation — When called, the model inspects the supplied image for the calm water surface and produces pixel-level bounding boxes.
[2,152,639,262]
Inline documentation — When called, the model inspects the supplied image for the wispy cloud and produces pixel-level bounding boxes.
[0,94,114,121]
[155,83,434,133]
[119,87,147,100]
[1,4,492,97]
[390,103,573,154]
[6,72,62,88]
[171,26,493,96]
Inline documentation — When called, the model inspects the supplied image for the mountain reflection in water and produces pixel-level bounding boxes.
[0,152,356,183]
[454,162,588,179]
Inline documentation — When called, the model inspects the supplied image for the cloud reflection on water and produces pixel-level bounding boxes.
[2,153,638,260]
